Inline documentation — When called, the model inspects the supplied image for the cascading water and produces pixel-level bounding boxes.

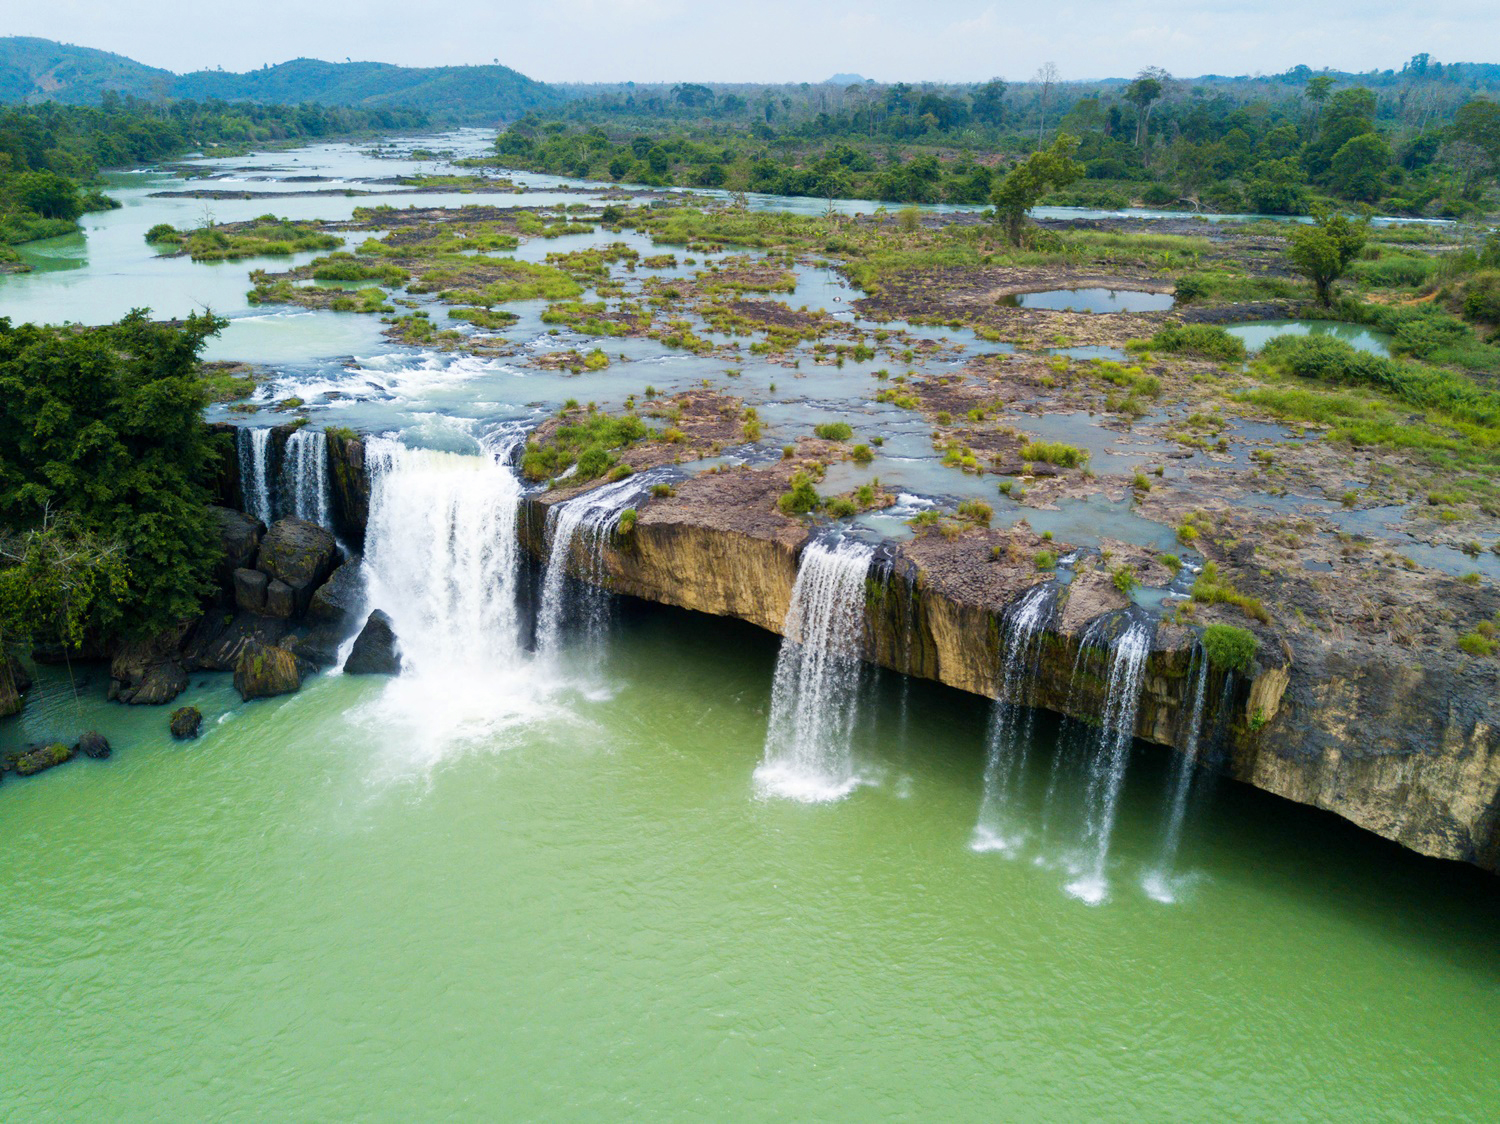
[1142,644,1211,902]
[1065,614,1154,905]
[754,536,875,803]
[283,427,332,527]
[971,583,1056,855]
[535,474,658,658]
[238,427,274,525]
[358,428,555,760]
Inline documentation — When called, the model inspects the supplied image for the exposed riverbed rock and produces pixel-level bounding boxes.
[233,642,301,700]
[212,506,265,596]
[308,559,364,624]
[12,742,76,776]
[343,610,401,675]
[169,706,203,740]
[328,434,369,550]
[255,518,338,614]
[233,567,269,613]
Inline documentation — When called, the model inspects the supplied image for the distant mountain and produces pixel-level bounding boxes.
[825,73,868,86]
[0,37,561,122]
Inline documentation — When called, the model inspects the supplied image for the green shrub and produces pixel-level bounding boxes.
[144,223,181,244]
[1146,323,1247,362]
[616,508,637,535]
[814,422,853,441]
[825,496,858,518]
[1019,440,1088,467]
[1201,623,1259,672]
[1033,551,1057,571]
[778,471,820,515]
[957,499,992,524]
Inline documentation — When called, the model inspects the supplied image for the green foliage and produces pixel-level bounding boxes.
[521,411,648,483]
[0,511,129,650]
[1201,623,1259,673]
[145,223,182,244]
[1288,211,1368,306]
[1145,323,1247,361]
[1191,562,1271,623]
[1033,551,1058,571]
[814,421,853,440]
[1019,440,1088,467]
[184,216,341,262]
[0,311,224,640]
[991,135,1083,246]
[777,471,821,515]
[1112,566,1140,594]
[616,508,637,535]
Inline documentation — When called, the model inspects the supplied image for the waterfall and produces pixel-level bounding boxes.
[363,432,526,670]
[357,429,555,759]
[755,537,875,803]
[535,474,654,657]
[1143,645,1211,902]
[238,427,274,525]
[972,583,1055,854]
[283,427,331,527]
[1065,614,1154,905]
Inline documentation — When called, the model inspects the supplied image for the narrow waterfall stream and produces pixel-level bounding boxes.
[283,427,332,527]
[1142,645,1212,902]
[536,473,661,658]
[237,427,274,524]
[755,537,875,802]
[971,583,1057,854]
[1065,614,1154,905]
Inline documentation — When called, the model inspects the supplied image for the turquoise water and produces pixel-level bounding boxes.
[1,132,1496,1121]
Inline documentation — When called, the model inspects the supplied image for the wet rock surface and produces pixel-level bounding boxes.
[344,610,401,675]
[233,642,302,700]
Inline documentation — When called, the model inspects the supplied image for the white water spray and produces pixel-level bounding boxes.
[238,427,274,524]
[1143,645,1211,903]
[357,430,562,761]
[283,427,332,527]
[972,583,1055,855]
[536,474,652,657]
[755,537,875,803]
[1065,615,1154,905]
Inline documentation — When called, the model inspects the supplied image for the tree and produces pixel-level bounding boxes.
[0,509,128,653]
[972,78,1007,127]
[1288,210,1368,306]
[1035,63,1059,142]
[12,169,84,221]
[1125,67,1170,148]
[1304,74,1335,128]
[1328,132,1392,201]
[991,134,1082,246]
[0,310,226,641]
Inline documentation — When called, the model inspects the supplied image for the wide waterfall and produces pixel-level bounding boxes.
[359,430,552,759]
[283,427,331,527]
[1143,644,1211,902]
[536,473,657,658]
[237,427,274,525]
[971,583,1056,855]
[755,537,875,802]
[1065,614,1155,905]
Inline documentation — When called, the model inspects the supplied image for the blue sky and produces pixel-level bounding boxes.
[8,0,1496,83]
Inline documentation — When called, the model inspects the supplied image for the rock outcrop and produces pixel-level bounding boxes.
[255,518,338,615]
[344,610,400,675]
[170,706,202,740]
[233,641,301,700]
[327,433,370,550]
[109,622,193,705]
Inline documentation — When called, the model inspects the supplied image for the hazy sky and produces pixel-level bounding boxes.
[6,0,1497,83]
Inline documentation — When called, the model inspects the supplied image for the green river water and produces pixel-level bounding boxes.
[1,133,1497,1121]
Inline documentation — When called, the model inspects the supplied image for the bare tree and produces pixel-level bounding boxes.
[1035,62,1059,143]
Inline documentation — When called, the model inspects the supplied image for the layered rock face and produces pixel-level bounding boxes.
[522,477,1499,874]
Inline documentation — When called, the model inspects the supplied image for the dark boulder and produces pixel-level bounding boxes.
[233,641,302,701]
[75,732,111,759]
[13,742,75,776]
[255,518,338,614]
[328,433,369,550]
[233,567,269,613]
[109,623,193,706]
[264,579,297,620]
[184,611,293,672]
[344,610,401,675]
[212,506,265,597]
[308,559,364,624]
[169,706,203,740]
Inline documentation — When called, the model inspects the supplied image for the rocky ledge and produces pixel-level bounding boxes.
[519,457,1499,874]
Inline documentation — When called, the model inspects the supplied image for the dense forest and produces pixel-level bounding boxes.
[494,57,1500,217]
[0,97,428,250]
[0,37,561,122]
